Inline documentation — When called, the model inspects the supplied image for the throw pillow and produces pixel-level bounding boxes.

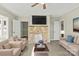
[3,43,11,49]
[74,35,78,43]
[17,38,21,41]
[13,36,18,41]
[66,35,74,43]
[76,36,79,44]
[0,45,3,49]
[9,37,14,41]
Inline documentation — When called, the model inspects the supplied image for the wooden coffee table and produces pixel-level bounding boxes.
[33,44,49,56]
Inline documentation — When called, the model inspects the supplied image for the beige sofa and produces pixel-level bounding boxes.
[0,48,21,56]
[0,37,27,56]
[59,36,79,56]
[0,40,21,56]
[9,37,27,50]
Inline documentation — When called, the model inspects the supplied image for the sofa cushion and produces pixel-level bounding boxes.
[12,48,21,56]
[9,41,22,49]
[9,36,18,41]
[72,34,78,43]
[67,35,74,43]
[13,36,18,41]
[69,44,78,52]
[0,45,3,49]
[3,43,11,49]
[74,35,78,43]
[17,39,21,41]
[9,37,14,41]
[60,39,73,46]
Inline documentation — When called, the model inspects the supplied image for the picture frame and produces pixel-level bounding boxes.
[73,17,79,32]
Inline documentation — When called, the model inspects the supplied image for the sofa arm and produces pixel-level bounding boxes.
[21,38,27,42]
[0,49,13,56]
[60,37,66,40]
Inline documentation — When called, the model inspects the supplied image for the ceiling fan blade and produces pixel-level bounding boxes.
[43,4,46,9]
[32,3,39,7]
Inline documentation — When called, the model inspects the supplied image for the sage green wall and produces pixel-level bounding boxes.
[61,7,79,37]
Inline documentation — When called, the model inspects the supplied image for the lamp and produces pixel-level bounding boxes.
[61,31,65,37]
[61,31,65,34]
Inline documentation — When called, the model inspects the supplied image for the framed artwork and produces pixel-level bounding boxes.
[61,20,64,37]
[73,17,79,32]
[61,21,64,30]
[4,21,6,25]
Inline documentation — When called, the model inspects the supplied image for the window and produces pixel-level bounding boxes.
[0,15,8,41]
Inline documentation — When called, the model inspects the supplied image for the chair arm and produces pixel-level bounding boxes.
[20,38,27,41]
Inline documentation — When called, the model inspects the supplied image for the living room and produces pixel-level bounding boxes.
[1,2,79,56]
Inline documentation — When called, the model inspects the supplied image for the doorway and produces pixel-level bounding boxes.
[21,22,28,38]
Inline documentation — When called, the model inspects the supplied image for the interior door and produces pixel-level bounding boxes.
[54,21,60,40]
[13,20,21,37]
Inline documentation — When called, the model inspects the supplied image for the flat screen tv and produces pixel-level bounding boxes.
[32,16,47,25]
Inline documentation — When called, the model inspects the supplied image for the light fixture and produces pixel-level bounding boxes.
[61,31,65,34]
[31,3,47,9]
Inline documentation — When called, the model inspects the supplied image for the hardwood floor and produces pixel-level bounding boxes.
[21,40,72,56]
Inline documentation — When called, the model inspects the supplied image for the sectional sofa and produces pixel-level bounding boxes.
[0,37,27,56]
[59,35,79,56]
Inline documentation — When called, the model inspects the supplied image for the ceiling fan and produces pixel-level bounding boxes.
[31,3,47,9]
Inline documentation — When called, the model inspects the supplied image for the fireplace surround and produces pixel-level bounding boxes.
[28,26,49,44]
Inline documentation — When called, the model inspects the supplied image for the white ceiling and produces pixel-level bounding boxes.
[1,3,79,17]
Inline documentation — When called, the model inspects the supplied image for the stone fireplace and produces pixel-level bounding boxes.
[28,26,49,44]
[28,15,50,44]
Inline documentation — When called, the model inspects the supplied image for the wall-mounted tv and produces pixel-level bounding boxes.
[32,16,47,25]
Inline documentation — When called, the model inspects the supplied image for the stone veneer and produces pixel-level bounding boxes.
[28,26,48,44]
